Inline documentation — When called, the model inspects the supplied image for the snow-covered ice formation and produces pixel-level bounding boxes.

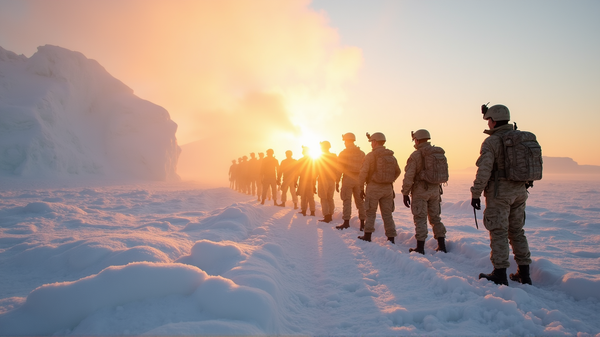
[0,45,180,181]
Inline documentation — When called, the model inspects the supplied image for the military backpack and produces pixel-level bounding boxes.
[418,146,449,184]
[371,151,399,184]
[495,129,543,183]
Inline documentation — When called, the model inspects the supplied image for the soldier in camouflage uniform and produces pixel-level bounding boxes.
[336,133,366,231]
[260,149,280,205]
[471,104,532,286]
[316,141,340,223]
[358,132,400,243]
[278,150,299,209]
[229,159,237,189]
[296,146,316,216]
[401,129,447,254]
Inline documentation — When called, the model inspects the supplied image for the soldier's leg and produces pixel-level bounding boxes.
[308,192,316,213]
[353,184,366,220]
[261,181,268,201]
[508,192,532,266]
[291,185,298,204]
[271,182,278,203]
[327,184,335,215]
[427,194,447,239]
[364,196,377,233]
[380,191,397,238]
[341,184,353,220]
[280,183,288,203]
[301,193,308,212]
[483,197,511,269]
[411,197,429,241]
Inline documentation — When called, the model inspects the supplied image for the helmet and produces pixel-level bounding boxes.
[367,132,386,142]
[266,149,274,155]
[411,129,430,141]
[320,141,331,149]
[483,104,510,121]
[285,150,292,156]
[342,133,356,141]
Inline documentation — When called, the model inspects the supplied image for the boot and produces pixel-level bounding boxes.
[359,219,365,232]
[294,203,298,210]
[409,240,425,254]
[310,211,315,216]
[298,210,306,216]
[260,199,265,205]
[479,268,508,286]
[274,201,278,206]
[319,214,332,223]
[509,265,532,285]
[435,237,447,253]
[387,237,395,244]
[336,220,350,230]
[277,201,285,207]
[358,232,372,242]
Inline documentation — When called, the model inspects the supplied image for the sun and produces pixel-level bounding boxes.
[299,132,322,159]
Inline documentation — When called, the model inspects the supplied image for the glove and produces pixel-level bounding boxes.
[471,198,481,210]
[403,195,411,208]
[360,190,365,200]
[336,182,340,193]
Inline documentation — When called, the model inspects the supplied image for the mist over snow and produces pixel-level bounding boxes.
[0,45,180,181]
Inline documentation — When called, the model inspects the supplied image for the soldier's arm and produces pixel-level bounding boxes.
[471,139,495,198]
[358,153,373,186]
[401,153,418,195]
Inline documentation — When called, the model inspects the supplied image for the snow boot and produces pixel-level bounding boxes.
[277,201,285,207]
[358,232,372,242]
[387,237,395,244]
[435,237,447,253]
[310,211,316,216]
[509,265,532,285]
[274,201,278,206]
[479,268,508,286]
[299,210,306,216]
[261,199,265,205]
[359,219,365,232]
[336,220,350,230]
[294,202,298,209]
[409,240,425,254]
[319,214,332,223]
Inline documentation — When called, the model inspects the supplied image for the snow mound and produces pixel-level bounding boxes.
[0,45,180,180]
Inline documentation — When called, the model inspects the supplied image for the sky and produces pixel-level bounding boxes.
[1,0,599,172]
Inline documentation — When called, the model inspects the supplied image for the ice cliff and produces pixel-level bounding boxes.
[0,45,180,181]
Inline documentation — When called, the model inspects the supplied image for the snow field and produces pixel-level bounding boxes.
[0,178,599,335]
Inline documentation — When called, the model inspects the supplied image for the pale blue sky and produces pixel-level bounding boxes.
[309,0,600,167]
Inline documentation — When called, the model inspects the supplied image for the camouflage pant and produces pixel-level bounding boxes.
[299,190,315,212]
[280,180,298,204]
[341,176,365,220]
[318,180,336,216]
[410,182,446,241]
[262,179,278,202]
[364,182,397,237]
[484,180,532,269]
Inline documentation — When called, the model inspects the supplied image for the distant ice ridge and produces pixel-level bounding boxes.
[0,45,180,180]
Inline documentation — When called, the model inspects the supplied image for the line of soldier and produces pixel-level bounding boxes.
[227,104,534,286]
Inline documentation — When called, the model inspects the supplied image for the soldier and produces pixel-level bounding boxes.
[260,149,280,205]
[236,157,243,192]
[248,152,259,196]
[472,104,533,286]
[255,152,265,201]
[316,141,340,223]
[401,129,448,254]
[229,159,237,189]
[296,146,317,216]
[240,155,250,194]
[358,132,401,243]
[278,150,299,209]
[336,133,366,231]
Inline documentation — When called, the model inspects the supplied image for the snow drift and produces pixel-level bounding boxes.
[0,45,180,180]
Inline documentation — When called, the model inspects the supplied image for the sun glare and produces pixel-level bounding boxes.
[299,132,323,159]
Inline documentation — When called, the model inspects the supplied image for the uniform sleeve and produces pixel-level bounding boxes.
[358,153,373,186]
[470,139,495,198]
[401,152,418,195]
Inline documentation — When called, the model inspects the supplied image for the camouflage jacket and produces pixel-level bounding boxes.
[338,144,366,181]
[470,123,514,198]
[401,142,430,195]
[359,146,401,186]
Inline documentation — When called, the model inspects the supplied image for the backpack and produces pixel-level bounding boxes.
[371,151,399,184]
[418,146,449,184]
[496,129,543,182]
